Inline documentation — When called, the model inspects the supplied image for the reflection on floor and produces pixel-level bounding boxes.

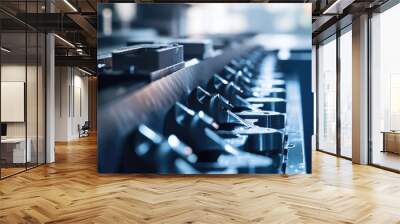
[373,150,400,171]
[0,167,25,178]
[340,145,352,158]
[1,135,400,223]
[0,163,43,178]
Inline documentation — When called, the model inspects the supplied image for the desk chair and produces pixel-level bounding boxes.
[78,121,90,138]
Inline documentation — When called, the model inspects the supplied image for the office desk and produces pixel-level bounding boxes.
[1,138,31,163]
[382,131,400,154]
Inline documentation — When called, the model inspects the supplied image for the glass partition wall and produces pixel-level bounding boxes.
[0,31,28,177]
[316,26,352,159]
[0,2,46,179]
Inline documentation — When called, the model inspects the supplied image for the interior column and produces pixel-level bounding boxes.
[352,14,369,164]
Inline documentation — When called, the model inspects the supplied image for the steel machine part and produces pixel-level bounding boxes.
[98,33,311,174]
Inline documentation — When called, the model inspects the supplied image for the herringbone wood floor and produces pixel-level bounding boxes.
[1,134,400,224]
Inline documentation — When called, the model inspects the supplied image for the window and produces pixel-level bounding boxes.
[339,29,352,158]
[371,3,400,171]
[317,37,337,154]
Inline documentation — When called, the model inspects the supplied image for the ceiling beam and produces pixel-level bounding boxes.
[67,13,97,40]
[312,15,336,33]
[323,0,356,14]
[55,55,96,71]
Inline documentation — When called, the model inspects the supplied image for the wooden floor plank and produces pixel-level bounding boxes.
[1,134,400,223]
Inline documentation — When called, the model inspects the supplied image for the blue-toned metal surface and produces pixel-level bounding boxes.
[98,45,257,173]
[98,42,312,174]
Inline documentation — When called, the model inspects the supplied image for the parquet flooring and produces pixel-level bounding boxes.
[1,167,26,178]
[1,134,400,223]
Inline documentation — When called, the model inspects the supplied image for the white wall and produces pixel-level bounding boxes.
[54,66,89,141]
[55,67,69,141]
[1,65,27,139]
[1,65,40,137]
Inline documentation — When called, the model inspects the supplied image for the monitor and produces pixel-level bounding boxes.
[1,123,7,137]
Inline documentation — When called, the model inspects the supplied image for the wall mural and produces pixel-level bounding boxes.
[97,3,313,174]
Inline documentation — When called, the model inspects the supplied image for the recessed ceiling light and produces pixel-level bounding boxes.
[78,67,93,76]
[54,34,75,48]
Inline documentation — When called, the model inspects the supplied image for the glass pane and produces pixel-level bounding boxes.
[318,38,337,154]
[27,31,38,169]
[26,0,40,170]
[0,1,46,178]
[371,4,400,171]
[38,33,45,165]
[340,30,352,158]
[1,31,27,177]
